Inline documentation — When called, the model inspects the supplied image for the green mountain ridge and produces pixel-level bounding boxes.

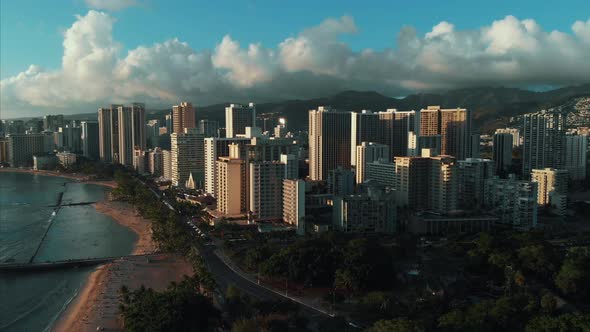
[21,84,590,134]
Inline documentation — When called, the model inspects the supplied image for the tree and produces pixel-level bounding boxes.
[525,313,590,332]
[118,279,221,331]
[334,269,358,295]
[517,244,558,280]
[555,255,590,299]
[540,293,557,314]
[367,318,424,332]
[231,319,258,332]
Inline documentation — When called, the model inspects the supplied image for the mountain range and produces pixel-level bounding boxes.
[62,84,590,134]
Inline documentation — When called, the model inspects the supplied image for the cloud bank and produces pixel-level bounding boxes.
[1,11,590,117]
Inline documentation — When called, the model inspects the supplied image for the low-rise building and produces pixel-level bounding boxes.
[484,175,538,230]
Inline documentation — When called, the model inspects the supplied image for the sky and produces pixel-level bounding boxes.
[1,0,590,118]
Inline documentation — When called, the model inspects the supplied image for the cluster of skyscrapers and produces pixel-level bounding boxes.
[2,100,587,236]
[0,114,99,169]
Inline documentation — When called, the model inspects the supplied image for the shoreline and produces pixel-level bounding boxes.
[0,168,117,188]
[52,198,158,332]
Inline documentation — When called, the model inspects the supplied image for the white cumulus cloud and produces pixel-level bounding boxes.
[1,11,590,117]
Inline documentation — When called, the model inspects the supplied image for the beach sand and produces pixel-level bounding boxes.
[52,199,193,332]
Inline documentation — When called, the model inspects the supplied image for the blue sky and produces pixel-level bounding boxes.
[2,0,589,79]
[1,0,589,117]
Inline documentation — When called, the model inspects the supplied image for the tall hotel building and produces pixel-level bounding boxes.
[495,128,521,147]
[283,179,306,235]
[171,128,205,188]
[522,111,565,177]
[531,168,568,216]
[378,109,420,157]
[309,106,352,181]
[564,133,588,180]
[7,133,47,167]
[98,105,121,163]
[216,144,247,215]
[419,106,472,160]
[493,132,513,174]
[98,103,145,165]
[81,121,99,160]
[249,161,285,221]
[394,155,458,213]
[204,137,250,196]
[225,103,256,138]
[355,142,389,184]
[117,103,146,166]
[172,102,196,134]
[350,110,379,166]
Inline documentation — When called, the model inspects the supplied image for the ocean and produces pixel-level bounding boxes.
[0,172,137,332]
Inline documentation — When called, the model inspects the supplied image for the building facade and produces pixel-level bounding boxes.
[171,129,205,188]
[309,107,352,180]
[355,142,389,184]
[522,111,566,177]
[484,175,538,229]
[172,102,196,134]
[225,103,256,138]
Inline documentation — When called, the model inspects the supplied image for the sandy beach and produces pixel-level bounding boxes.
[51,193,192,331]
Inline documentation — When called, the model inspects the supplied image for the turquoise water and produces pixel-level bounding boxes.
[0,172,137,331]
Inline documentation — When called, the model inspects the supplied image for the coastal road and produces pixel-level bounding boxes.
[199,245,331,323]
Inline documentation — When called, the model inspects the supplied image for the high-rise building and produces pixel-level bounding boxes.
[378,109,420,158]
[60,125,82,153]
[204,137,250,196]
[408,134,442,157]
[172,102,196,134]
[495,128,521,147]
[283,179,306,235]
[98,105,121,163]
[216,144,247,215]
[395,155,458,213]
[419,106,472,160]
[531,168,568,216]
[274,118,287,138]
[493,133,513,174]
[0,138,9,164]
[225,103,256,138]
[331,187,396,234]
[162,149,172,180]
[355,142,389,184]
[327,166,355,196]
[365,158,396,189]
[280,154,299,179]
[249,161,285,221]
[484,175,538,229]
[350,110,380,165]
[117,103,146,166]
[309,106,352,180]
[564,134,588,180]
[470,134,481,158]
[198,119,219,138]
[171,128,205,188]
[133,148,147,174]
[81,121,99,160]
[7,133,47,167]
[146,120,160,148]
[457,158,494,208]
[165,113,173,134]
[148,147,164,176]
[522,111,566,177]
[43,115,64,131]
